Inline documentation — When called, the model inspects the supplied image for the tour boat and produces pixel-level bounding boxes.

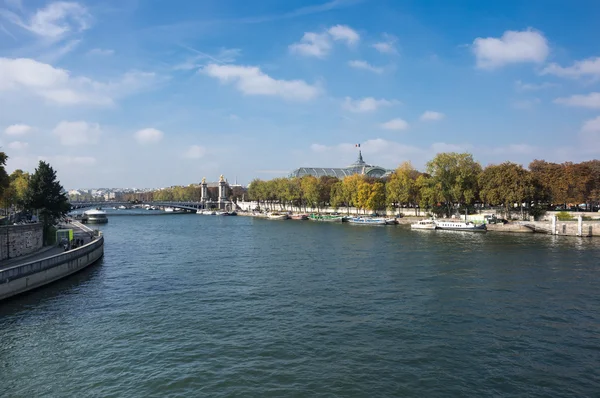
[82,209,108,224]
[164,207,174,212]
[347,217,387,225]
[411,219,436,230]
[267,213,289,220]
[291,214,309,220]
[434,220,487,232]
[309,214,344,222]
[118,205,127,210]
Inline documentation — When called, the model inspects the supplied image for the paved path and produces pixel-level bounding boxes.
[0,223,96,271]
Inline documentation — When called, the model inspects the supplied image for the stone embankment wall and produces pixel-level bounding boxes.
[0,223,43,261]
[0,234,104,300]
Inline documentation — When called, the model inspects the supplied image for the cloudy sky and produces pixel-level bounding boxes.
[1,0,599,189]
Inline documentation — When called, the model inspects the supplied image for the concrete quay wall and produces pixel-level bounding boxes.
[0,234,104,301]
[0,223,43,261]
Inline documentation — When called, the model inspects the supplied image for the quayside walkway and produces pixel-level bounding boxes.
[0,222,95,271]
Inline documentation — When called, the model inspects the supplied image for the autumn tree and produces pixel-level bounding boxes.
[301,176,320,212]
[386,161,420,215]
[479,162,534,218]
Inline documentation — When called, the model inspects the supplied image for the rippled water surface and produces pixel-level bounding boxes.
[1,214,599,397]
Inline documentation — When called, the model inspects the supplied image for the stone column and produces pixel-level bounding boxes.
[201,177,207,206]
[577,215,583,237]
[218,175,226,209]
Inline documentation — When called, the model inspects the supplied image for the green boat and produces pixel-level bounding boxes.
[309,214,345,222]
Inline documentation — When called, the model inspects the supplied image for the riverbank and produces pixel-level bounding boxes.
[0,222,104,301]
[233,211,600,237]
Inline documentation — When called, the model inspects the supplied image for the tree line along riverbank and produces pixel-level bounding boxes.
[245,153,600,219]
[99,152,599,220]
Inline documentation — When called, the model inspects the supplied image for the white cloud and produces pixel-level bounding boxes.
[0,57,159,106]
[289,32,331,58]
[541,57,600,79]
[174,46,242,70]
[515,80,558,91]
[52,121,101,146]
[310,143,328,152]
[342,97,396,113]
[183,145,206,159]
[582,116,600,132]
[134,128,164,144]
[88,48,114,56]
[348,60,383,74]
[472,28,549,69]
[327,24,359,45]
[372,33,398,54]
[201,63,320,101]
[7,141,28,150]
[1,1,91,40]
[381,118,409,131]
[289,24,358,58]
[4,123,32,135]
[420,111,445,121]
[554,93,600,109]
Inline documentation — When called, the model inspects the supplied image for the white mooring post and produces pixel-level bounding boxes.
[552,215,557,235]
[577,215,583,237]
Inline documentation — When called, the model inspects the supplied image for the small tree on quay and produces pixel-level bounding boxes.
[23,161,70,242]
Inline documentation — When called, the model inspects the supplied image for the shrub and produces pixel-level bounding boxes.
[556,211,573,221]
[529,204,547,221]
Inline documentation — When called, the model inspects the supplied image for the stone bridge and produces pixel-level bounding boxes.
[69,200,237,212]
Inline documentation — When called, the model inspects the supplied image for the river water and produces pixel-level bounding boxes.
[1,214,599,397]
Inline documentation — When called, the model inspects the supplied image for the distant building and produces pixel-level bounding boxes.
[289,150,391,179]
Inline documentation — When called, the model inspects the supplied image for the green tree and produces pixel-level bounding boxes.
[426,152,482,217]
[23,161,70,238]
[0,151,9,203]
[330,181,345,210]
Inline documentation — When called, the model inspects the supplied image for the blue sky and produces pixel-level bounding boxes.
[1,0,599,189]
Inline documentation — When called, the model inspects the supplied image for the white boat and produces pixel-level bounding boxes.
[215,211,226,216]
[434,220,486,232]
[384,218,397,225]
[164,207,174,212]
[267,213,289,220]
[118,205,127,210]
[347,217,387,225]
[411,219,436,230]
[82,209,108,224]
